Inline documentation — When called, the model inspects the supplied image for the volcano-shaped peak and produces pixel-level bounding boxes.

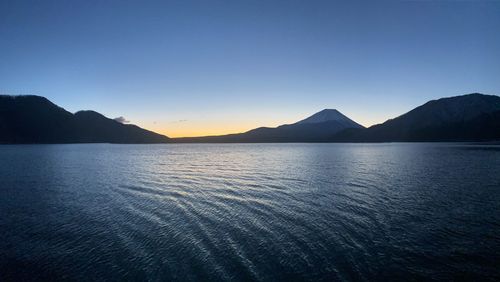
[296,109,362,128]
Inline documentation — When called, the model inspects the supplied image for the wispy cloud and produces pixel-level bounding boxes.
[114,116,130,124]
[169,119,188,123]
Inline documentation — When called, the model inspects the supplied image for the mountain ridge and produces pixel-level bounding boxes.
[173,93,500,143]
[174,109,364,143]
[330,93,500,142]
[1,93,499,144]
[0,95,170,144]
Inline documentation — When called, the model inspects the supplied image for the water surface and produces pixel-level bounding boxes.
[0,143,499,281]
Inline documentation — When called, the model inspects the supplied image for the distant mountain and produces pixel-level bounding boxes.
[331,93,500,142]
[174,109,363,143]
[296,109,359,127]
[3,93,498,144]
[0,95,169,144]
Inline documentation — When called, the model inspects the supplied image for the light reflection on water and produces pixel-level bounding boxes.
[0,143,499,281]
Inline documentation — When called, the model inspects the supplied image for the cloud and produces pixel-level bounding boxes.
[113,116,130,124]
[169,119,188,123]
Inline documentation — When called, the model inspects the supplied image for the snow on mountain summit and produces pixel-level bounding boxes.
[296,109,362,128]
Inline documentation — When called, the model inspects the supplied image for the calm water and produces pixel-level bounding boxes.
[0,143,499,281]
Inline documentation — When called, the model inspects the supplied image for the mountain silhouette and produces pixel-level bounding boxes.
[174,109,363,143]
[296,109,359,126]
[331,93,500,142]
[2,93,499,144]
[0,95,169,144]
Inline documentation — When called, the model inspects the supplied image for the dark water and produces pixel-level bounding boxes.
[0,143,499,281]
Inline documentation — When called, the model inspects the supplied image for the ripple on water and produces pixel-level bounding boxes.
[0,143,499,281]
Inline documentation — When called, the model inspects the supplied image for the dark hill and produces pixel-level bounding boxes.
[332,93,500,142]
[0,95,169,144]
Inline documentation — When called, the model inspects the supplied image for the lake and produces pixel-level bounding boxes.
[0,143,499,281]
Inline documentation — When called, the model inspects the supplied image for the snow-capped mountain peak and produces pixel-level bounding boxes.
[295,109,361,128]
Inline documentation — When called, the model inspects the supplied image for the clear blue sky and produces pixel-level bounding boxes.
[1,0,499,137]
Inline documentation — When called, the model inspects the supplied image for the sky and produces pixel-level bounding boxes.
[1,0,499,137]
